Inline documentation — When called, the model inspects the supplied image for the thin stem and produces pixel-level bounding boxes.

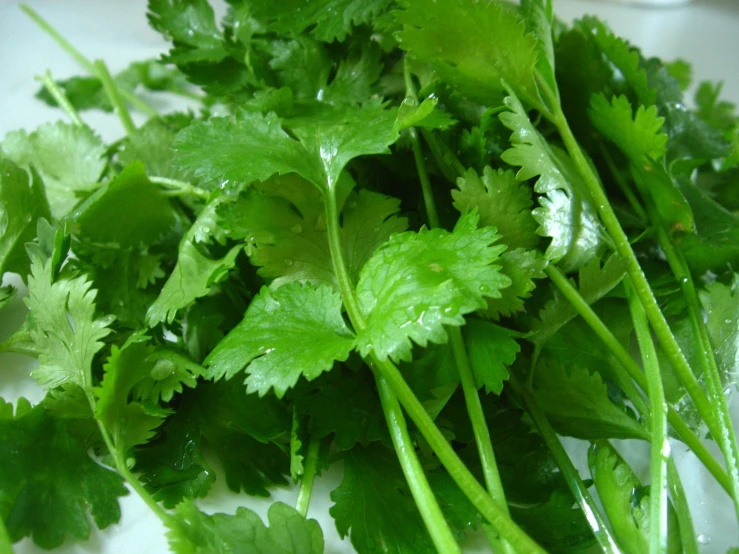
[35,71,85,127]
[625,278,669,554]
[545,264,731,494]
[150,176,210,200]
[551,110,719,444]
[21,4,158,117]
[509,373,623,553]
[657,226,739,521]
[450,327,508,514]
[295,436,321,518]
[375,375,462,554]
[598,144,648,222]
[95,60,136,136]
[323,190,544,552]
[666,458,699,554]
[420,128,466,184]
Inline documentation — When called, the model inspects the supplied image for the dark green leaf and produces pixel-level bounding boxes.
[463,319,519,394]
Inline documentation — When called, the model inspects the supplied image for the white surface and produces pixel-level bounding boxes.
[1,0,739,552]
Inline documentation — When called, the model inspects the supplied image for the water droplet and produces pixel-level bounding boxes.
[725,319,733,325]
[479,284,490,293]
[697,535,711,545]
[285,259,294,266]
[291,224,302,234]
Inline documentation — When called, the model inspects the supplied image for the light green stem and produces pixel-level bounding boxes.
[323,189,544,552]
[375,375,462,554]
[35,71,85,127]
[21,4,158,117]
[666,458,699,554]
[551,111,719,444]
[544,264,731,494]
[509,373,623,553]
[95,59,136,136]
[295,436,321,518]
[625,278,669,554]
[149,176,210,200]
[656,227,739,522]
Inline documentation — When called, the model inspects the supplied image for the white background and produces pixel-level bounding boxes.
[1,0,739,552]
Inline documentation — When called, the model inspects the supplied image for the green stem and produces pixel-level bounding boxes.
[656,227,739,521]
[95,59,136,136]
[375,375,462,554]
[625,278,669,554]
[544,264,731,494]
[666,458,699,554]
[0,513,12,554]
[150,176,210,200]
[598,143,648,222]
[551,111,719,444]
[35,71,85,127]
[323,190,544,552]
[509,373,623,553]
[21,4,158,117]
[295,436,321,518]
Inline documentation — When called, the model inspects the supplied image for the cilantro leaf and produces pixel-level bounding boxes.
[247,0,391,42]
[221,177,408,289]
[397,0,541,109]
[166,500,323,554]
[293,368,386,450]
[700,280,739,388]
[395,97,458,133]
[95,337,168,454]
[481,249,547,320]
[147,0,228,65]
[25,249,113,392]
[330,444,437,554]
[355,212,510,362]
[2,122,106,219]
[73,162,177,248]
[205,282,356,397]
[147,197,242,326]
[533,361,648,441]
[589,94,667,163]
[0,158,49,277]
[452,166,539,251]
[0,398,127,549]
[174,102,398,192]
[500,91,606,271]
[0,285,16,311]
[463,319,519,395]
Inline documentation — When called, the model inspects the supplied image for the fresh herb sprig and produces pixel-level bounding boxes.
[2,0,739,552]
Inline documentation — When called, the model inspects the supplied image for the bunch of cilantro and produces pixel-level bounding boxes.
[2,0,739,552]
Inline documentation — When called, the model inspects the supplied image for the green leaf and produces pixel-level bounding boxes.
[135,349,202,403]
[481,248,547,320]
[166,500,323,554]
[520,0,558,104]
[588,441,682,554]
[72,162,177,248]
[700,280,739,388]
[533,361,649,441]
[174,103,398,192]
[95,337,168,454]
[322,42,384,104]
[293,368,386,450]
[451,166,539,251]
[25,251,113,392]
[0,285,15,311]
[205,282,356,397]
[500,91,606,271]
[394,97,458,133]
[355,212,510,363]
[397,0,541,109]
[147,0,228,64]
[463,319,519,394]
[589,94,667,163]
[0,398,127,549]
[533,254,627,351]
[0,157,49,276]
[330,444,436,554]
[2,122,106,219]
[147,198,241,326]
[247,0,391,42]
